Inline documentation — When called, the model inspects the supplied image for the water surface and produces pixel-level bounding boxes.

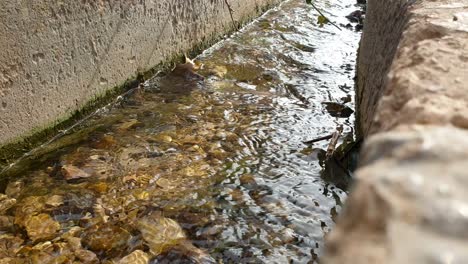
[0,1,361,263]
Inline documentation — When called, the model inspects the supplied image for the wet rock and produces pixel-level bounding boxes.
[290,41,316,53]
[117,250,150,264]
[346,10,365,23]
[177,240,216,264]
[87,182,109,194]
[118,119,141,131]
[154,134,173,144]
[61,226,83,239]
[239,174,257,185]
[341,94,352,104]
[215,131,227,140]
[61,165,91,181]
[355,23,364,32]
[186,144,207,157]
[137,214,186,255]
[229,188,244,202]
[171,58,205,80]
[24,213,60,242]
[14,196,47,227]
[65,238,98,263]
[122,174,138,184]
[224,64,263,82]
[208,149,228,160]
[82,223,132,253]
[92,134,117,149]
[132,189,150,201]
[236,82,257,90]
[322,102,354,118]
[156,178,172,189]
[0,194,16,214]
[45,195,64,207]
[197,225,223,237]
[0,216,14,231]
[74,248,99,263]
[84,156,115,179]
[208,65,228,78]
[135,174,153,186]
[0,234,23,258]
[18,240,76,263]
[279,227,296,243]
[5,180,24,199]
[178,163,210,178]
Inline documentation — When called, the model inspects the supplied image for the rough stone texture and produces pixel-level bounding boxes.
[372,1,468,134]
[325,126,468,264]
[0,0,280,145]
[355,0,412,137]
[324,0,468,263]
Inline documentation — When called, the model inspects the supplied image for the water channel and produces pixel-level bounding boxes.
[0,0,362,263]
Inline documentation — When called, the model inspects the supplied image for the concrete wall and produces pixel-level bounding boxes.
[0,0,280,146]
[324,0,468,263]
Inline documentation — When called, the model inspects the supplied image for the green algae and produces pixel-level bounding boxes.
[0,1,281,174]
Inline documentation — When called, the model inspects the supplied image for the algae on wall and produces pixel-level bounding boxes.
[0,0,282,174]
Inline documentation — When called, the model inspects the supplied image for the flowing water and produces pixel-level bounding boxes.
[0,0,362,263]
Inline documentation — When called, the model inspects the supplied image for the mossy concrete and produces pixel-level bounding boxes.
[0,0,282,168]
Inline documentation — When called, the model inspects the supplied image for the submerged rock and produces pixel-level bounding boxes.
[117,250,150,264]
[0,194,16,214]
[200,63,228,78]
[0,216,14,231]
[118,119,141,131]
[14,196,47,227]
[346,10,365,23]
[0,234,23,256]
[137,214,186,255]
[82,223,132,253]
[155,178,172,189]
[45,195,64,207]
[74,248,99,263]
[239,174,257,185]
[61,165,91,181]
[5,180,24,199]
[65,236,99,263]
[322,102,354,118]
[24,213,60,242]
[92,134,117,149]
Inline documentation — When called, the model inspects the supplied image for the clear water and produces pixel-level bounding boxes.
[0,1,361,263]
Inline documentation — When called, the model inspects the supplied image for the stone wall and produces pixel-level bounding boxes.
[0,0,280,146]
[355,0,411,137]
[324,0,468,263]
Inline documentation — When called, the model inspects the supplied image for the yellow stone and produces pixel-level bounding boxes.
[24,214,60,242]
